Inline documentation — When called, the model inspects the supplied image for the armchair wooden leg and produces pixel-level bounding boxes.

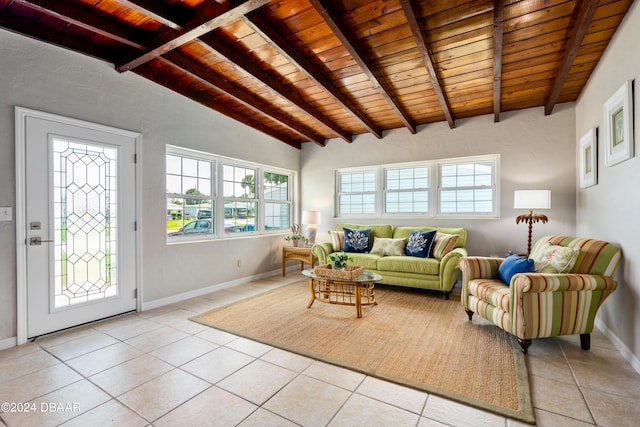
[580,333,591,350]
[443,290,452,300]
[464,308,474,321]
[517,339,532,354]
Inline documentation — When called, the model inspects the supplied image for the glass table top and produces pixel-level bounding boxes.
[301,269,383,283]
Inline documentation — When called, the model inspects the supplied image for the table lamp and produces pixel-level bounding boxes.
[301,210,320,245]
[514,190,550,256]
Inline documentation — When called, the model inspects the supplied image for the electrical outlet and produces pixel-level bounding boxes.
[236,259,242,268]
[0,207,12,221]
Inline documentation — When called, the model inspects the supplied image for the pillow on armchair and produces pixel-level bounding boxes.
[498,255,535,285]
[530,242,580,273]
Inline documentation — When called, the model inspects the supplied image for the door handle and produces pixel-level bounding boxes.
[29,237,54,246]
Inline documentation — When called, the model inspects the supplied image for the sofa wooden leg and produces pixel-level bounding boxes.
[464,308,474,321]
[443,290,452,300]
[517,338,531,354]
[580,333,591,350]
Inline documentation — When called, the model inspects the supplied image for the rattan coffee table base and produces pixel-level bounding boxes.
[306,277,377,318]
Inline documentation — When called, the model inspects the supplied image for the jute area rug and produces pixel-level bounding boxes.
[191,282,534,424]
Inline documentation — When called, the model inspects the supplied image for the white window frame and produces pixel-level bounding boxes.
[166,149,216,241]
[221,161,259,235]
[335,167,378,217]
[335,154,499,219]
[437,155,499,218]
[383,162,431,216]
[166,145,295,243]
[263,170,293,232]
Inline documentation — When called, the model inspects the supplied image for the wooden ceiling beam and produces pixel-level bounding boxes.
[163,51,326,147]
[199,33,353,143]
[309,0,417,134]
[134,61,302,149]
[13,0,147,49]
[493,0,504,123]
[400,0,455,129]
[112,0,188,30]
[0,9,116,62]
[243,13,383,140]
[117,0,270,72]
[545,0,599,116]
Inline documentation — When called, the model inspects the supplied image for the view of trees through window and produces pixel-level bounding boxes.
[166,147,293,240]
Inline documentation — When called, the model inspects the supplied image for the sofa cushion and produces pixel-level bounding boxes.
[431,232,460,259]
[393,226,467,249]
[393,226,436,240]
[343,227,371,253]
[334,252,380,270]
[337,224,394,240]
[467,279,511,313]
[530,242,579,273]
[405,230,436,258]
[498,255,535,285]
[329,230,344,252]
[377,256,440,275]
[370,237,407,256]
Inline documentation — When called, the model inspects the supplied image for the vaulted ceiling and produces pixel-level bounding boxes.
[0,0,633,149]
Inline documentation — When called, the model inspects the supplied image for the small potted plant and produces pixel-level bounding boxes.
[328,251,353,270]
[284,224,306,246]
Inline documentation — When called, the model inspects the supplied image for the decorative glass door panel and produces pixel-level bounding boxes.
[52,138,119,309]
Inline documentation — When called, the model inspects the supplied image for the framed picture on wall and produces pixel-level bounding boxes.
[603,80,634,166]
[579,127,597,188]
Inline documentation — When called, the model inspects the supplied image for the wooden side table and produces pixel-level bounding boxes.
[282,246,315,276]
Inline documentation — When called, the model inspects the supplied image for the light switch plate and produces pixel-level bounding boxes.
[0,207,12,221]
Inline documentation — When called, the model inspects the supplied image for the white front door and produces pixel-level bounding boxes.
[21,110,138,338]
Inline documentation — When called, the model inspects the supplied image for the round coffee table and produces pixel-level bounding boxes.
[301,269,382,318]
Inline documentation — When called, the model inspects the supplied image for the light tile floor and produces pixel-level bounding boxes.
[1,275,640,426]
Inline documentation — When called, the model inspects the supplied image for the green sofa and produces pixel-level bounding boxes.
[311,223,468,299]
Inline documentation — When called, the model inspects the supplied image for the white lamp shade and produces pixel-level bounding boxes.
[514,190,551,210]
[301,210,320,225]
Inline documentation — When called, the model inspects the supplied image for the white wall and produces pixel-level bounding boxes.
[0,30,299,341]
[575,1,640,366]
[301,105,577,257]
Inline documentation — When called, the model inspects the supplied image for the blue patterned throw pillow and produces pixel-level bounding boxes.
[405,230,437,258]
[343,227,371,253]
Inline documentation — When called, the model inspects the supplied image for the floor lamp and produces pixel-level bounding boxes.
[514,190,550,256]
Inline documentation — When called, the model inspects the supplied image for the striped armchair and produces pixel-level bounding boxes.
[459,236,622,353]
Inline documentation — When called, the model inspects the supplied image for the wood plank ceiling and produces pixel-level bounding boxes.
[0,0,633,149]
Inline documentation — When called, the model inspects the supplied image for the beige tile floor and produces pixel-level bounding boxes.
[1,275,639,427]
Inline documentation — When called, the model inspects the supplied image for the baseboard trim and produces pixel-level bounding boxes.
[0,336,17,351]
[596,318,640,375]
[141,267,286,311]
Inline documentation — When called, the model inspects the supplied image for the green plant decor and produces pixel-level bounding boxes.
[284,224,306,244]
[328,251,353,270]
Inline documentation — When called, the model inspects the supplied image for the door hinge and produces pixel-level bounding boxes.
[134,221,137,231]
[133,153,137,164]
[134,288,138,299]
